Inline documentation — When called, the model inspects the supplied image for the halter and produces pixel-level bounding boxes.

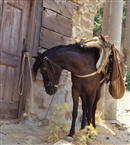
[44,81,59,88]
[41,56,62,88]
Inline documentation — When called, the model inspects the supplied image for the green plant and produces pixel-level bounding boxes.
[44,103,69,143]
[72,124,97,145]
[93,0,126,37]
[123,0,127,22]
[125,72,130,91]
[93,8,103,36]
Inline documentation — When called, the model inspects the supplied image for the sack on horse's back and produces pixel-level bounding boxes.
[109,46,125,99]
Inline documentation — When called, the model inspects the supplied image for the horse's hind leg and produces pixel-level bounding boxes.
[68,87,79,137]
[92,89,101,128]
[80,92,87,129]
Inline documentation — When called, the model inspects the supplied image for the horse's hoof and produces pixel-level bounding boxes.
[81,125,86,129]
[65,136,73,142]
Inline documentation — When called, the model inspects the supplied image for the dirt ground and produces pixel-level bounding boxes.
[0,91,130,145]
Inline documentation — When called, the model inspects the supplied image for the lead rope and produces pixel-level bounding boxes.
[43,94,55,120]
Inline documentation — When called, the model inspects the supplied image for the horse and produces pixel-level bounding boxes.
[32,37,112,137]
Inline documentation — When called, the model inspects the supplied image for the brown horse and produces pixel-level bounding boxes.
[32,38,112,137]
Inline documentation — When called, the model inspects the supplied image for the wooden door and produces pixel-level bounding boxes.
[0,0,31,119]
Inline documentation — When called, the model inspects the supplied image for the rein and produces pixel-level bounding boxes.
[43,56,62,88]
[44,56,62,71]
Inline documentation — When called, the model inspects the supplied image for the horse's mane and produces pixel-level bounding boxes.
[41,43,99,56]
[42,44,80,55]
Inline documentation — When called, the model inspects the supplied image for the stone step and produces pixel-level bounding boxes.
[53,140,71,145]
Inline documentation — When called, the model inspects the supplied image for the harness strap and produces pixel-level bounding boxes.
[75,71,98,78]
[44,56,62,70]
[100,76,107,85]
[46,59,56,73]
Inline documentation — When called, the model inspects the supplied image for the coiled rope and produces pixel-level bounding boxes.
[18,51,31,95]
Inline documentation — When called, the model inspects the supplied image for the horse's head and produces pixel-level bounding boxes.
[32,53,62,95]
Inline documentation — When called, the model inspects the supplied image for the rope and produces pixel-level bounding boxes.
[18,52,30,95]
[43,94,55,120]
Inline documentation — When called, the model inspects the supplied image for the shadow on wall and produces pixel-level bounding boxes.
[28,70,73,125]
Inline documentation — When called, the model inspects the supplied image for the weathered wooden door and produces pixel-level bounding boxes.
[0,0,31,119]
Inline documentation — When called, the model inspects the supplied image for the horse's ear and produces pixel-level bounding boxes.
[37,52,42,61]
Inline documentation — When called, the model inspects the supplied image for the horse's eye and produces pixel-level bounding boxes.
[41,67,47,72]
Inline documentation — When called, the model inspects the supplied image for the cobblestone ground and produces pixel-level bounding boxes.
[117,91,130,128]
[0,91,130,145]
[90,91,130,145]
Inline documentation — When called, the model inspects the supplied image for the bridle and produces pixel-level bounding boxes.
[40,56,62,88]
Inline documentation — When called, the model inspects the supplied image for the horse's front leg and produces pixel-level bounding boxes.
[68,87,79,137]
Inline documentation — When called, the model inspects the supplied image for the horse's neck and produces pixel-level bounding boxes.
[51,51,96,75]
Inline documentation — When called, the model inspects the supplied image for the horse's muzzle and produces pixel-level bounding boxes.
[45,86,57,95]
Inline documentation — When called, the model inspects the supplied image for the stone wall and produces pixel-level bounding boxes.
[28,0,77,125]
[28,0,107,125]
[70,0,106,42]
